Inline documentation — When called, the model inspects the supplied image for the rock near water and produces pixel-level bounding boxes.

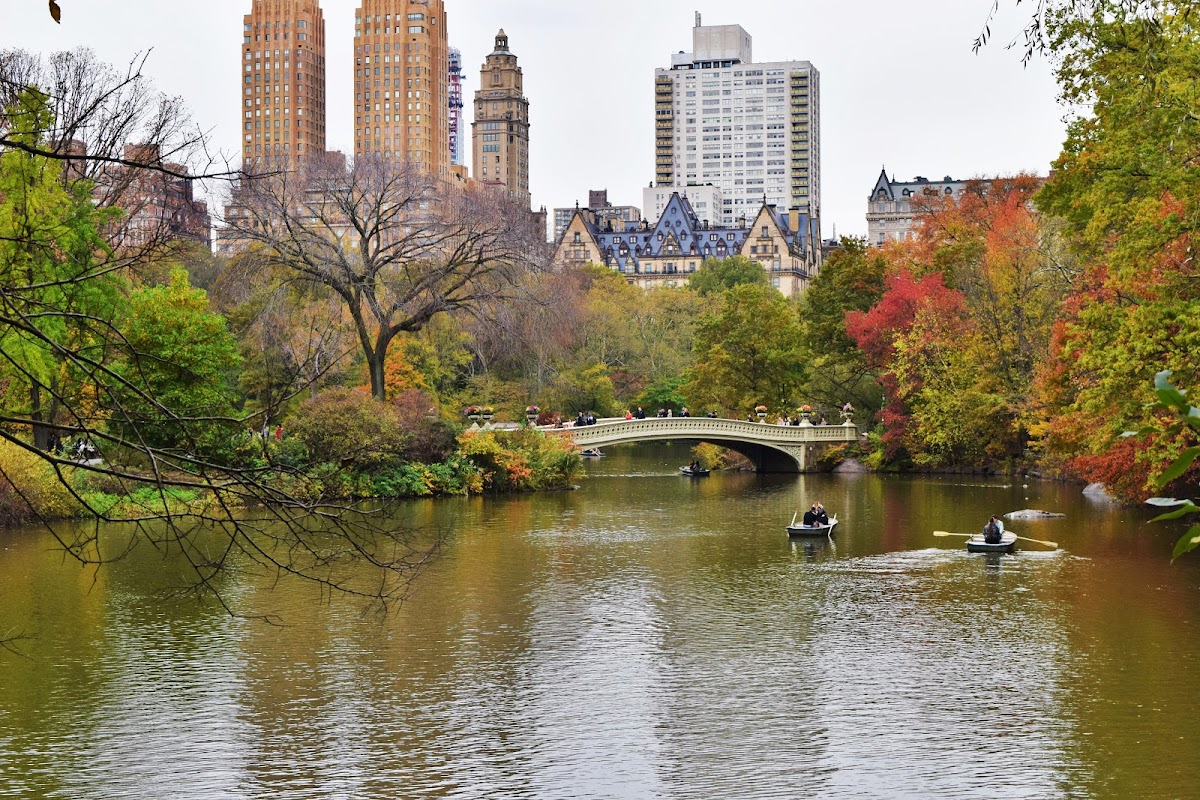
[1005,509,1067,520]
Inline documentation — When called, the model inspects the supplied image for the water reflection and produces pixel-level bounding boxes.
[3,442,1200,798]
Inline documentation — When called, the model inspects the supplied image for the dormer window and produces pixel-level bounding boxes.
[573,232,581,243]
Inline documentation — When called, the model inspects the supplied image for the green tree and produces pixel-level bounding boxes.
[687,255,769,296]
[686,284,806,415]
[109,271,242,457]
[796,238,887,420]
[0,87,121,450]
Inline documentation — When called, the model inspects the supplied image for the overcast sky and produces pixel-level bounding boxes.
[5,0,1066,238]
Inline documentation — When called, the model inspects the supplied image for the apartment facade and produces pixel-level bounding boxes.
[240,0,327,166]
[643,183,723,228]
[554,192,820,297]
[448,46,465,166]
[654,16,820,226]
[552,189,640,241]
[866,169,966,246]
[472,30,530,206]
[354,0,450,178]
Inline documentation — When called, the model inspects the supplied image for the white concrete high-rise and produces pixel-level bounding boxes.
[654,15,820,227]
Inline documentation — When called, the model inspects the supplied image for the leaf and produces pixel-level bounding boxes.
[1121,426,1159,438]
[48,0,60,23]
[1158,447,1200,487]
[1151,502,1199,522]
[1172,524,1200,561]
[1146,497,1191,507]
[1154,371,1190,413]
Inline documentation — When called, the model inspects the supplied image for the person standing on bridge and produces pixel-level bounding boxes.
[635,407,646,419]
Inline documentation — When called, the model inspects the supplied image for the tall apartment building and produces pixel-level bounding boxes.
[654,15,820,226]
[354,0,450,178]
[448,46,465,166]
[472,30,530,206]
[240,0,326,166]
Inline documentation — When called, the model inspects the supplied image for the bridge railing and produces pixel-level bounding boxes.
[546,416,859,445]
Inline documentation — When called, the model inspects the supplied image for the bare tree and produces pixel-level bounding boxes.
[0,49,435,617]
[226,154,549,400]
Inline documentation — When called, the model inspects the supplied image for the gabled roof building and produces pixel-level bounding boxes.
[866,168,966,246]
[554,191,820,296]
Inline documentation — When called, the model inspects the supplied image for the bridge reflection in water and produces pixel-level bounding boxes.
[553,417,859,473]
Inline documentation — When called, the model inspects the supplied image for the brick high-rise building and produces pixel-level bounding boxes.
[240,0,326,166]
[354,0,450,178]
[472,30,530,206]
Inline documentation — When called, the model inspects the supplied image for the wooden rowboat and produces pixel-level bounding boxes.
[679,465,710,476]
[966,532,1017,553]
[581,448,604,458]
[787,515,838,537]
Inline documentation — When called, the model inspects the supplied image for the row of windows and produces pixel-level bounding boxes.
[356,13,429,23]
[244,20,307,30]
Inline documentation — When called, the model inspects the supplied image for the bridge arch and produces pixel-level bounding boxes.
[552,417,859,473]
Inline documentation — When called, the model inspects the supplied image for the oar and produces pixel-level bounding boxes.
[933,530,1059,549]
[790,511,798,527]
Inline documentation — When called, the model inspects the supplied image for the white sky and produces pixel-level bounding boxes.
[3,0,1066,238]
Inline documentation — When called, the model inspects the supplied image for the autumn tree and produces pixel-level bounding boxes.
[847,270,1012,464]
[1025,5,1200,498]
[228,155,547,402]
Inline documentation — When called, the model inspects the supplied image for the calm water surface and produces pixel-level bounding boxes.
[2,442,1199,799]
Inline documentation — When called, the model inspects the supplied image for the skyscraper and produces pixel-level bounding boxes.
[240,0,326,166]
[654,15,820,225]
[472,30,530,206]
[353,0,450,177]
[448,47,465,166]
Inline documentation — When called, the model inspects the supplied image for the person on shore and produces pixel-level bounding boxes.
[274,425,283,441]
[983,515,1004,544]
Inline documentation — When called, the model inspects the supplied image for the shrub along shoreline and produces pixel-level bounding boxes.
[0,428,583,529]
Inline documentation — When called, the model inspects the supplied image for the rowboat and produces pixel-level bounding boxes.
[679,465,710,476]
[966,531,1017,553]
[581,448,604,458]
[787,514,838,537]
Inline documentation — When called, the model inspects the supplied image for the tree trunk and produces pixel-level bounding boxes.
[368,352,387,402]
[30,383,50,451]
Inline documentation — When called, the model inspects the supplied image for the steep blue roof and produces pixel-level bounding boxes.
[580,191,812,273]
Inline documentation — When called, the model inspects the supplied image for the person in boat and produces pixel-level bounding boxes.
[815,503,829,526]
[802,504,820,526]
[983,515,1005,544]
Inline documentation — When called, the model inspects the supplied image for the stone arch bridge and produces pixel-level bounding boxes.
[552,417,860,473]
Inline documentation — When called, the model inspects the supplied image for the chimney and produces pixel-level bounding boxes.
[695,11,701,27]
